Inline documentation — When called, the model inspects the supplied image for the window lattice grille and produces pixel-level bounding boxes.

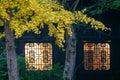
[25,43,52,70]
[84,43,110,70]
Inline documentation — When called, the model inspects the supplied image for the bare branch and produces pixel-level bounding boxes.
[86,0,113,11]
[72,0,80,12]
[62,0,67,6]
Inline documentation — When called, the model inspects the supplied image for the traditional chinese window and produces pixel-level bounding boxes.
[84,43,110,70]
[25,43,52,70]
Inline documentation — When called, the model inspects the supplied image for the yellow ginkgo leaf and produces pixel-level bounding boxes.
[0,20,4,26]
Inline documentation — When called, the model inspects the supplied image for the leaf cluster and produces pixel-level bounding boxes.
[0,0,110,48]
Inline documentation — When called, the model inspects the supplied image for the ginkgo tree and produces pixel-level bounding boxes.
[0,0,110,80]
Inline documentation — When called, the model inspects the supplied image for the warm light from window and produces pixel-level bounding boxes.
[84,43,110,70]
[25,43,52,70]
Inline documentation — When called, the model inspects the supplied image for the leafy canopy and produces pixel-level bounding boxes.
[0,0,110,47]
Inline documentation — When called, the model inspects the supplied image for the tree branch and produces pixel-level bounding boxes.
[71,0,80,12]
[86,0,113,11]
[62,0,67,6]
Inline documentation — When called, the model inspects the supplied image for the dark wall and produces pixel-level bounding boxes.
[108,10,120,80]
[75,10,120,80]
[15,26,65,65]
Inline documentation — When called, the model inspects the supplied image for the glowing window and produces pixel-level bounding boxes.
[25,43,52,70]
[84,43,110,70]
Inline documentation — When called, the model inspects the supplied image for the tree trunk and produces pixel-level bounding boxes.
[4,20,20,80]
[63,26,76,80]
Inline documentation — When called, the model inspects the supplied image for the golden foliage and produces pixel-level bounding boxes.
[0,0,110,47]
[0,32,5,38]
[0,19,4,26]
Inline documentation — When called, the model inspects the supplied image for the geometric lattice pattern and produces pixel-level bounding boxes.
[25,43,52,70]
[84,43,110,70]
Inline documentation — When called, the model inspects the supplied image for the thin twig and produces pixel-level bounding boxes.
[72,0,80,12]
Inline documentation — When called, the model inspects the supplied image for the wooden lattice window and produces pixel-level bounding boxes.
[25,43,52,70]
[84,43,110,70]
